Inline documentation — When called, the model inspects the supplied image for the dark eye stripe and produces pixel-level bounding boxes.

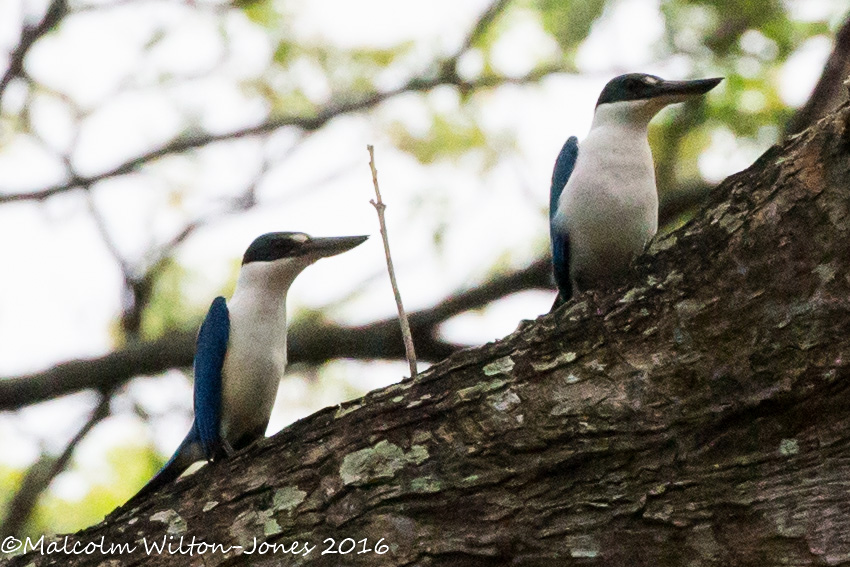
[242,232,313,264]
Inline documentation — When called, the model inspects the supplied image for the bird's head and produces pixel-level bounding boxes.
[593,73,722,126]
[239,232,368,290]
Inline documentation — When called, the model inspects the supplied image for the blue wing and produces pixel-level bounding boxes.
[549,136,578,221]
[193,296,230,459]
[549,136,578,308]
[551,230,571,309]
[121,296,230,507]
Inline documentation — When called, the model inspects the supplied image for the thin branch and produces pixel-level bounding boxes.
[145,131,308,268]
[437,0,513,84]
[0,66,568,205]
[84,191,150,337]
[101,132,305,338]
[0,394,111,535]
[459,0,513,54]
[0,0,68,104]
[0,258,554,411]
[367,145,417,378]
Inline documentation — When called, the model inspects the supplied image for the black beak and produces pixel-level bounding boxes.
[654,77,723,98]
[303,235,369,258]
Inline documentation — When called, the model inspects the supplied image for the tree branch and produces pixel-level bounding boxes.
[0,394,110,535]
[0,66,566,205]
[0,0,67,104]
[0,258,554,411]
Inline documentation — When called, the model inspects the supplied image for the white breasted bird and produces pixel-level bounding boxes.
[127,231,368,504]
[549,73,722,309]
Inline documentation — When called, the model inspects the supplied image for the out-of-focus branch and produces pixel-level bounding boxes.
[439,0,520,90]
[652,14,850,222]
[456,0,512,58]
[0,258,554,411]
[84,192,150,338]
[0,394,110,535]
[785,12,850,135]
[115,140,287,337]
[0,64,566,205]
[0,0,67,104]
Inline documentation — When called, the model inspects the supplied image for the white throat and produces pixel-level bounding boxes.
[591,95,689,131]
[591,100,653,131]
[232,257,314,298]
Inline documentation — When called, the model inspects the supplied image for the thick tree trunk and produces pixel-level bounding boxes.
[5,96,850,567]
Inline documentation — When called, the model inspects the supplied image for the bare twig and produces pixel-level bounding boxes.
[366,145,416,378]
[367,145,418,378]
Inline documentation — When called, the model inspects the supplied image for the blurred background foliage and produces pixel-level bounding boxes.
[0,0,847,540]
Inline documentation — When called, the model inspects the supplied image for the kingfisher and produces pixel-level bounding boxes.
[127,231,368,504]
[549,73,722,309]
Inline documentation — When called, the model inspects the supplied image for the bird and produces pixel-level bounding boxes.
[549,73,722,309]
[126,231,368,505]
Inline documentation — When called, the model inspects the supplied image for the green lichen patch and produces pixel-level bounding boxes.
[462,474,480,486]
[531,351,577,372]
[264,518,282,536]
[648,235,677,254]
[564,300,589,320]
[488,390,521,412]
[335,402,363,419]
[411,430,433,444]
[407,444,429,465]
[272,486,307,513]
[410,476,442,493]
[149,509,186,536]
[339,440,429,486]
[661,270,683,288]
[619,286,649,304]
[457,378,508,401]
[718,212,744,233]
[779,438,799,456]
[483,356,515,376]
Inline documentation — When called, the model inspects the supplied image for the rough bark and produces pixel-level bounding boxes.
[4,92,850,567]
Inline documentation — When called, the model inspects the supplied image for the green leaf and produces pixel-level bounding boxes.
[388,110,488,165]
[537,0,606,53]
